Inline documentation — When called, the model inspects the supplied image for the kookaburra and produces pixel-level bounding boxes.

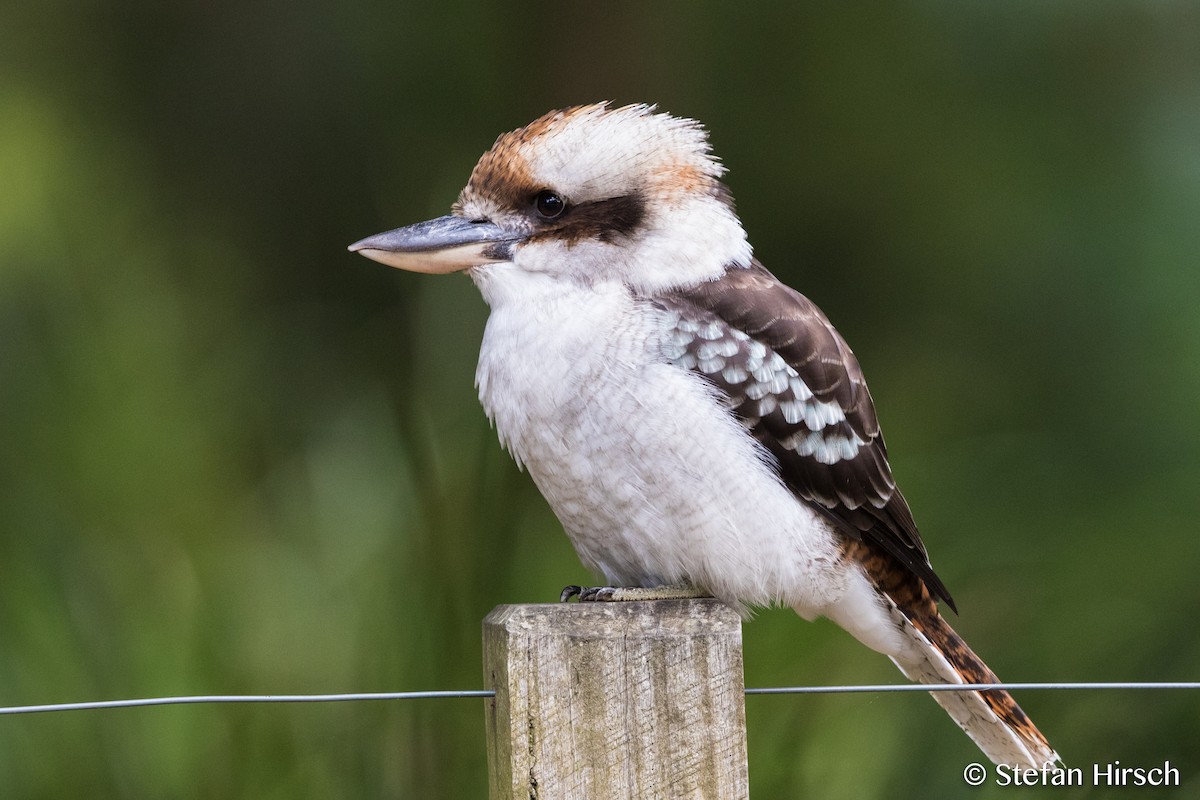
[350,102,1060,769]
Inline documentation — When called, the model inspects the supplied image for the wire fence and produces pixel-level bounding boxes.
[3,682,1196,716]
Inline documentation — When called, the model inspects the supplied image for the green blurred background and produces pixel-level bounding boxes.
[2,1,1199,797]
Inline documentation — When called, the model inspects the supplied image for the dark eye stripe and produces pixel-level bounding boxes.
[530,192,646,245]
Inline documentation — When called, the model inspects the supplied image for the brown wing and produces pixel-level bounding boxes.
[655,259,955,611]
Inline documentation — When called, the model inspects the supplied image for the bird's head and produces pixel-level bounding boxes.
[349,103,752,294]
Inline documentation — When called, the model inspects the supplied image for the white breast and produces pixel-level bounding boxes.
[470,263,850,613]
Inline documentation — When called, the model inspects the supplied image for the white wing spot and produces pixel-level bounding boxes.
[669,329,695,349]
[779,399,804,424]
[763,371,789,395]
[722,366,749,384]
[803,399,845,431]
[714,338,740,358]
[745,380,769,400]
[696,341,724,361]
[783,429,865,465]
[788,375,814,401]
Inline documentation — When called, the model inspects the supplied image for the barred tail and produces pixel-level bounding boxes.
[889,603,1061,769]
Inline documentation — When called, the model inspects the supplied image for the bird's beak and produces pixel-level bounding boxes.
[348,215,524,274]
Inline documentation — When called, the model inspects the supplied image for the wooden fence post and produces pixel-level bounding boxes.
[483,599,749,799]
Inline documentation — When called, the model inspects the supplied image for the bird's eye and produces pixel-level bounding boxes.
[534,190,566,219]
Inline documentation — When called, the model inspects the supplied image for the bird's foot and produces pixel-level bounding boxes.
[559,583,710,603]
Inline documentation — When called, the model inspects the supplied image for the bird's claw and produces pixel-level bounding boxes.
[560,584,704,603]
[559,585,620,602]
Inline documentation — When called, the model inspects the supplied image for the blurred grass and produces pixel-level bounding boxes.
[2,1,1199,797]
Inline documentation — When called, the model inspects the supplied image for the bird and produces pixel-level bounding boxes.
[349,102,1060,769]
